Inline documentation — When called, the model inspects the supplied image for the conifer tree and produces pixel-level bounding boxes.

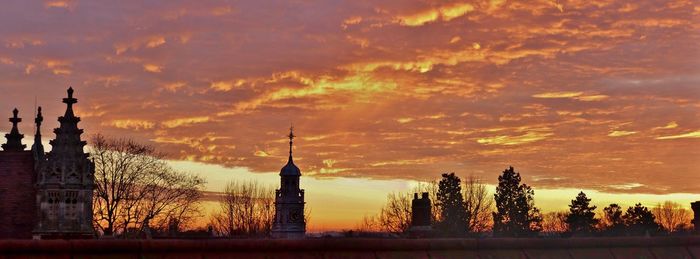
[493,166,542,237]
[436,173,467,236]
[603,204,625,235]
[624,203,660,235]
[565,191,598,234]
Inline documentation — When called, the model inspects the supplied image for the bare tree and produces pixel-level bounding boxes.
[376,192,413,233]
[542,211,569,234]
[135,168,204,233]
[463,176,493,233]
[351,180,434,234]
[210,181,275,237]
[357,214,380,232]
[653,201,691,233]
[91,134,204,237]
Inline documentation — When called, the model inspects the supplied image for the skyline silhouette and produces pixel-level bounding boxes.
[0,87,697,233]
[0,0,697,231]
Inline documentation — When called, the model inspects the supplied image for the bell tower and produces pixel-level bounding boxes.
[271,126,306,238]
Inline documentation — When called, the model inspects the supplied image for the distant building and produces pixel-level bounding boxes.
[692,201,700,232]
[271,127,306,238]
[0,88,94,239]
[409,192,432,237]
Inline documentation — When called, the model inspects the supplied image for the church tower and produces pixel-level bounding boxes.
[271,127,306,238]
[34,87,95,239]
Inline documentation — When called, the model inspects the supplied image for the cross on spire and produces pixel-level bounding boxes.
[10,108,21,128]
[63,87,77,118]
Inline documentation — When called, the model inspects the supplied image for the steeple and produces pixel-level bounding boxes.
[50,87,86,152]
[280,126,301,176]
[2,108,26,151]
[34,87,95,239]
[31,106,44,160]
[272,125,306,238]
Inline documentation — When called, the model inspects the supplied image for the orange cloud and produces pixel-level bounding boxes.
[103,119,156,130]
[143,64,163,73]
[608,130,637,137]
[398,3,474,26]
[656,131,700,140]
[161,116,211,128]
[477,131,553,146]
[533,92,609,101]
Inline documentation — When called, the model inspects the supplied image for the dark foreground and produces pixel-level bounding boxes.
[1,236,699,258]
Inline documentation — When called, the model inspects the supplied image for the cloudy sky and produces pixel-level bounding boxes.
[0,0,698,230]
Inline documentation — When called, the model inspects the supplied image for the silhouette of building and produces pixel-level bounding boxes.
[271,127,306,238]
[0,109,36,239]
[692,201,700,232]
[0,87,94,239]
[409,192,432,237]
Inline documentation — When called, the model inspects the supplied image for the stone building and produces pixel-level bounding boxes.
[0,87,94,239]
[409,192,433,237]
[692,201,700,232]
[0,109,37,239]
[271,127,306,238]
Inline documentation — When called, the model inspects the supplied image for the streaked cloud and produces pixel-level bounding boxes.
[477,131,553,146]
[653,121,678,130]
[143,64,162,73]
[44,0,74,9]
[397,2,474,26]
[657,131,700,140]
[532,91,584,99]
[533,92,609,101]
[103,119,156,130]
[608,130,637,137]
[161,116,211,128]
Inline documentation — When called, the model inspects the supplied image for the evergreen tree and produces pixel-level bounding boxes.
[603,204,625,235]
[493,166,542,237]
[623,203,660,235]
[436,173,467,236]
[565,191,598,235]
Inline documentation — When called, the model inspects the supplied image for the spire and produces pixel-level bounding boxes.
[288,125,295,161]
[31,106,44,159]
[2,108,26,151]
[279,126,301,176]
[50,86,86,152]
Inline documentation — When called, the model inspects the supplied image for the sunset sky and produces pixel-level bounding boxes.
[0,0,698,231]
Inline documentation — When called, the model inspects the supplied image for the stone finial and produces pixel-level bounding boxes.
[2,108,26,151]
[31,106,45,159]
[35,106,43,129]
[62,87,78,118]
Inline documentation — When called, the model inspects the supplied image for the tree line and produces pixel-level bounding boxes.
[359,166,694,237]
[90,135,303,238]
[89,135,694,238]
